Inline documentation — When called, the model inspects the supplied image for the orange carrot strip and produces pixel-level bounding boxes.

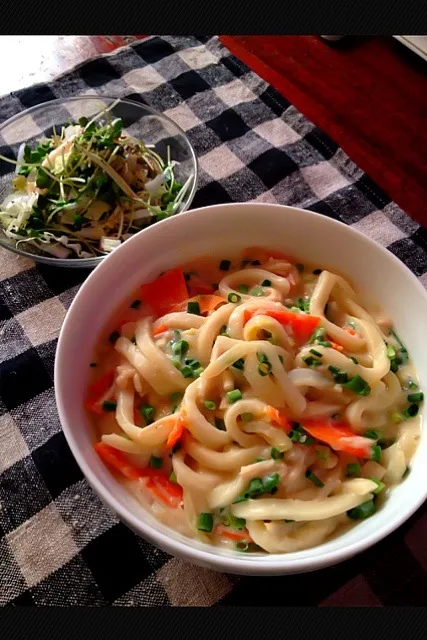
[153,323,168,337]
[244,309,320,344]
[301,419,375,459]
[265,406,291,433]
[344,328,357,336]
[145,478,183,507]
[166,414,187,449]
[85,370,115,414]
[214,525,253,542]
[140,268,188,318]
[94,442,147,480]
[330,342,344,352]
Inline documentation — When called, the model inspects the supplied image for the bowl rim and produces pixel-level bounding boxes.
[0,94,199,268]
[55,202,427,575]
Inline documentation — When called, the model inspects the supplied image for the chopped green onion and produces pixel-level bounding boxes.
[364,429,380,440]
[278,355,284,364]
[370,478,386,494]
[237,284,249,294]
[197,513,214,533]
[347,499,376,520]
[150,456,162,469]
[309,348,322,357]
[219,260,231,271]
[344,375,371,396]
[262,473,280,493]
[284,519,295,523]
[172,339,189,357]
[232,358,245,371]
[408,380,418,390]
[226,389,242,403]
[169,471,178,483]
[220,325,228,336]
[254,457,265,463]
[350,356,359,364]
[328,365,340,374]
[303,355,320,367]
[345,463,361,477]
[236,541,249,552]
[371,445,381,462]
[250,286,265,297]
[258,362,272,376]
[386,345,397,360]
[391,411,405,424]
[181,365,194,378]
[109,330,120,344]
[408,392,423,403]
[215,418,226,431]
[289,423,315,445]
[313,269,322,275]
[140,405,155,425]
[403,404,419,419]
[228,292,241,303]
[187,301,201,315]
[204,400,217,411]
[102,400,117,412]
[89,362,97,368]
[248,477,264,497]
[261,279,272,286]
[309,327,326,344]
[271,448,284,460]
[305,470,324,487]
[403,466,411,479]
[131,337,137,344]
[241,412,253,422]
[130,299,141,310]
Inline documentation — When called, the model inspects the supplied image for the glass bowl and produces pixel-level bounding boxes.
[0,96,198,268]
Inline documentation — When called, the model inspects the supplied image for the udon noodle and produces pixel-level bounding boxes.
[87,247,422,554]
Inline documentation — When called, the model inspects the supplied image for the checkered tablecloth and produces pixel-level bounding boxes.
[1,35,427,607]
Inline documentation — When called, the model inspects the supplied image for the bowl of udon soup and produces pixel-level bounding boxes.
[55,202,427,575]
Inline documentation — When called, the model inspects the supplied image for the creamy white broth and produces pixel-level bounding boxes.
[87,248,422,554]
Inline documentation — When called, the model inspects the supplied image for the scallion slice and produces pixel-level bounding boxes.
[305,470,324,487]
[228,292,241,303]
[226,389,242,403]
[187,301,201,315]
[347,499,376,520]
[344,375,371,396]
[204,400,217,411]
[197,513,214,532]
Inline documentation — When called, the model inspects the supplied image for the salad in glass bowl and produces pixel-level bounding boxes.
[0,96,198,267]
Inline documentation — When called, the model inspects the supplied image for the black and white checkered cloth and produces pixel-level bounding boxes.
[1,36,427,607]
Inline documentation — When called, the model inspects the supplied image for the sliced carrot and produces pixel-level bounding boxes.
[172,294,227,316]
[145,478,183,507]
[88,370,115,399]
[94,444,182,506]
[265,406,291,433]
[214,524,253,542]
[244,309,320,344]
[152,323,168,337]
[154,474,184,499]
[330,342,344,352]
[140,268,188,318]
[85,370,115,414]
[166,414,187,449]
[94,442,147,480]
[301,419,376,459]
[187,274,215,296]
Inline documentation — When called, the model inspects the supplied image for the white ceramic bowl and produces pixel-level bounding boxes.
[55,202,427,575]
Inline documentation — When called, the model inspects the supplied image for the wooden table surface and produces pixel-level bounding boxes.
[1,35,426,227]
